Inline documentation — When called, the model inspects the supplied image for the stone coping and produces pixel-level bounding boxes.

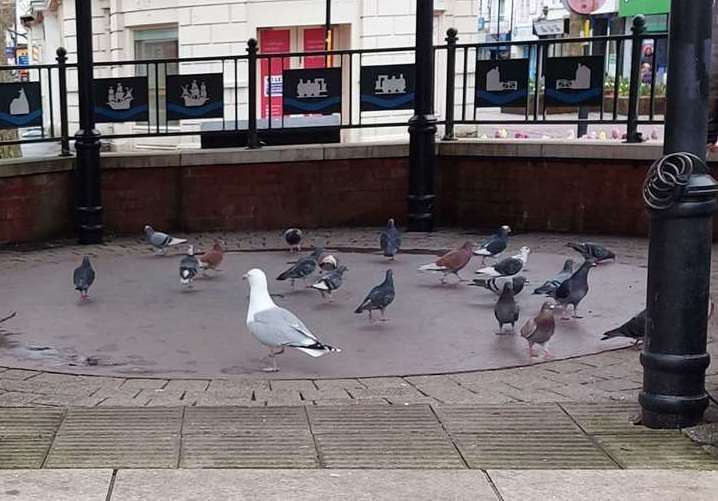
[0,139,708,178]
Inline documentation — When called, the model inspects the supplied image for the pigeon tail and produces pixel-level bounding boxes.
[168,237,188,247]
[419,263,447,272]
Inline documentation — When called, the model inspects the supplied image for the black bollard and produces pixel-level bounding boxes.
[640,0,718,428]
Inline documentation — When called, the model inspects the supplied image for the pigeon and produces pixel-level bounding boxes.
[319,254,338,272]
[310,265,348,300]
[277,248,324,287]
[354,269,396,321]
[380,218,401,259]
[419,241,475,283]
[144,225,187,255]
[284,228,303,252]
[471,276,528,295]
[494,283,520,334]
[552,259,595,318]
[473,225,511,263]
[198,240,224,272]
[73,256,96,301]
[475,246,530,277]
[244,268,340,372]
[179,245,199,287]
[533,259,574,295]
[521,302,557,358]
[602,309,645,346]
[566,242,615,263]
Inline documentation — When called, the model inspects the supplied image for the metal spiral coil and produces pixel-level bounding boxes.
[642,152,700,210]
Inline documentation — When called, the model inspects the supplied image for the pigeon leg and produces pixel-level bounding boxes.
[368,310,374,321]
[456,272,467,283]
[380,309,388,322]
[290,279,295,288]
[440,274,447,285]
[528,343,536,358]
[572,305,583,319]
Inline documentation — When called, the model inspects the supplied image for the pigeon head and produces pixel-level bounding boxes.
[320,254,338,270]
[243,268,268,289]
[540,302,556,313]
[500,225,511,234]
[388,218,395,228]
[187,245,195,256]
[584,258,598,268]
[144,225,154,235]
[384,269,394,284]
[212,240,224,251]
[81,256,92,267]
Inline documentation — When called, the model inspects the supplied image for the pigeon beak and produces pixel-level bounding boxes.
[242,273,248,280]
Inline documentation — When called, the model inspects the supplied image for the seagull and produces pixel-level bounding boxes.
[244,268,340,372]
[475,246,530,277]
[566,242,615,264]
[144,225,187,255]
[551,259,596,319]
[494,282,520,334]
[521,302,557,358]
[380,218,401,259]
[470,276,528,295]
[355,270,395,321]
[419,241,475,284]
[198,240,224,273]
[310,265,348,300]
[277,248,324,287]
[284,228,303,253]
[533,259,574,295]
[73,256,96,301]
[179,245,199,287]
[473,225,511,263]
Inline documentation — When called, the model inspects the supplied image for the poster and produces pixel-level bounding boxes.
[282,68,342,115]
[544,56,604,108]
[166,73,224,120]
[360,63,415,111]
[94,77,149,123]
[0,82,42,128]
[303,27,327,69]
[259,29,290,119]
[475,59,529,108]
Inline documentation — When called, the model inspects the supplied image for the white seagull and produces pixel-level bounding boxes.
[244,268,340,372]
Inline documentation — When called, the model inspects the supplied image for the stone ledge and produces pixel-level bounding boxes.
[0,156,73,178]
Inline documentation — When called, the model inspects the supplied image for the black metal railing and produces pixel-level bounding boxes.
[0,19,667,154]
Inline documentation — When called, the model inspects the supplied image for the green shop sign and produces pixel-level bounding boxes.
[619,0,670,16]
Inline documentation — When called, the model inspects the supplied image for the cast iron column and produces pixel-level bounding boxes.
[640,0,718,428]
[407,0,436,232]
[75,0,103,244]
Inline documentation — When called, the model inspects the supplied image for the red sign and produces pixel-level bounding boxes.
[303,28,327,69]
[562,0,607,15]
[259,29,290,119]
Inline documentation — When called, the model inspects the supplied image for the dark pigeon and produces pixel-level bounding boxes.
[533,259,574,295]
[602,310,645,345]
[521,302,556,358]
[494,283,520,334]
[552,259,595,318]
[355,270,395,321]
[73,256,96,300]
[277,248,323,286]
[284,228,303,252]
[475,247,530,278]
[471,276,528,295]
[179,246,199,287]
[380,218,402,259]
[474,225,511,263]
[566,242,615,263]
[310,265,348,299]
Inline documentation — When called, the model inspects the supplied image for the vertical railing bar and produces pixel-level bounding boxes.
[533,41,541,122]
[358,52,362,126]
[461,46,468,121]
[56,48,70,156]
[268,55,272,130]
[348,53,353,127]
[165,63,169,134]
[649,37,658,122]
[155,62,160,134]
[613,39,621,122]
[37,68,45,138]
[147,63,151,134]
[48,67,55,138]
[234,57,239,131]
[281,55,285,130]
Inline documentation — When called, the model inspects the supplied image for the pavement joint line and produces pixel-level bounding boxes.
[39,407,66,469]
[105,469,118,501]
[428,404,470,469]
[177,407,186,469]
[482,470,506,501]
[304,405,324,468]
[556,402,625,469]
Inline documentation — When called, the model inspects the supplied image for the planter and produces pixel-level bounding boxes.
[501,95,666,116]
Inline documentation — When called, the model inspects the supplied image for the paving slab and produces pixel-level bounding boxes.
[307,404,442,434]
[110,469,498,501]
[0,469,112,501]
[595,433,718,469]
[488,470,718,501]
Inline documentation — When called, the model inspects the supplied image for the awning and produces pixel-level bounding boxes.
[618,0,670,17]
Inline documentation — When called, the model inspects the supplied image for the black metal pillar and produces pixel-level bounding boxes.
[442,28,458,141]
[246,38,259,149]
[407,0,436,232]
[640,0,718,428]
[56,47,70,157]
[626,16,646,143]
[74,0,103,244]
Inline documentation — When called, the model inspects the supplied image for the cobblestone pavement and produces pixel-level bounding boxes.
[0,228,717,409]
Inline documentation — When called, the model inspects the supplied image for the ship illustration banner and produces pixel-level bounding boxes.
[0,82,42,129]
[166,73,224,120]
[282,68,342,115]
[94,77,149,123]
[545,56,604,108]
[360,64,415,111]
[475,59,529,108]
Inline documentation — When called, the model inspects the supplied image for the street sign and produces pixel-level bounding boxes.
[282,68,342,115]
[360,64,415,111]
[475,59,529,108]
[0,82,43,129]
[619,0,670,16]
[544,56,604,108]
[94,77,149,123]
[166,73,224,120]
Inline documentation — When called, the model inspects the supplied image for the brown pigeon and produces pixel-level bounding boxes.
[199,240,224,271]
[521,302,556,359]
[418,241,475,283]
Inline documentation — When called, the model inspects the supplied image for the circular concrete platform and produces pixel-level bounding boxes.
[0,249,644,378]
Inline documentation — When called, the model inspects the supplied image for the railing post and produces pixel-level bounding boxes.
[442,28,458,141]
[246,38,260,149]
[626,15,645,143]
[56,47,70,157]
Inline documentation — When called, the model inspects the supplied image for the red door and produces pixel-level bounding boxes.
[259,29,290,119]
[303,27,327,69]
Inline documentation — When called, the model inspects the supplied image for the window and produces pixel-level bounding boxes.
[134,28,178,128]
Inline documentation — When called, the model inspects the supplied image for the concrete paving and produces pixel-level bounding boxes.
[0,469,112,501]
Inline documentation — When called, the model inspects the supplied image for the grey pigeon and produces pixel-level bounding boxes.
[277,248,323,287]
[552,259,595,318]
[179,245,199,287]
[73,256,96,301]
[602,310,645,345]
[144,225,188,255]
[380,218,401,259]
[245,269,340,372]
[476,246,530,277]
[310,265,348,299]
[471,276,528,295]
[319,254,338,272]
[355,270,395,321]
[494,283,520,334]
[521,302,556,358]
[566,242,615,263]
[474,225,511,263]
[533,259,574,295]
[285,228,303,252]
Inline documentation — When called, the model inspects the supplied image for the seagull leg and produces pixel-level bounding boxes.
[263,348,279,372]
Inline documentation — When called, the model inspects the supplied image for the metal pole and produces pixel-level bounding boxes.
[325,0,332,51]
[56,47,70,157]
[626,16,645,143]
[246,38,259,149]
[74,0,103,244]
[442,28,458,141]
[407,0,436,232]
[640,0,718,429]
